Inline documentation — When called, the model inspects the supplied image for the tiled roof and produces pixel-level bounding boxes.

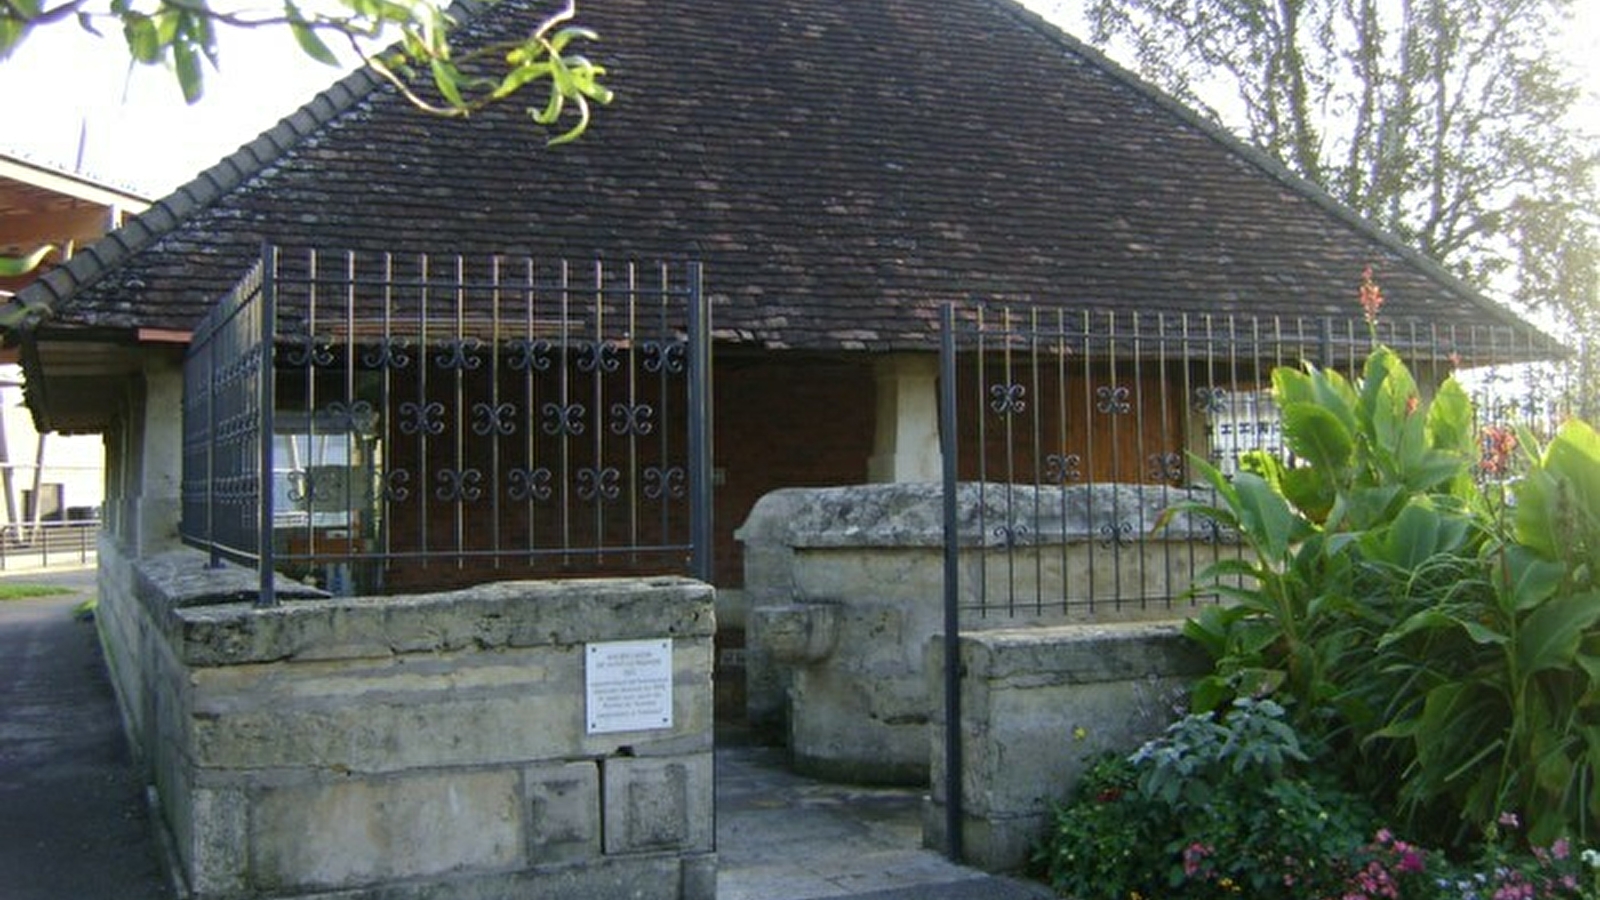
[8,0,1535,349]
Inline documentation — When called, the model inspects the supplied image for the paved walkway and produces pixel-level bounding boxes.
[0,566,1053,900]
[716,740,1054,900]
[0,566,169,900]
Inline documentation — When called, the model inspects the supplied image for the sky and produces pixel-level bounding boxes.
[0,1,1597,199]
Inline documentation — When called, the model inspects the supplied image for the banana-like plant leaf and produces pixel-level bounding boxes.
[1282,403,1354,473]
[1425,378,1475,457]
[1517,591,1600,677]
[1492,543,1567,613]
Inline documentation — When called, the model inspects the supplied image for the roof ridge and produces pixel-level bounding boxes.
[2,0,501,335]
[986,0,1529,330]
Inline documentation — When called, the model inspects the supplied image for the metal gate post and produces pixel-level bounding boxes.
[939,302,963,863]
[257,247,278,608]
[687,262,714,583]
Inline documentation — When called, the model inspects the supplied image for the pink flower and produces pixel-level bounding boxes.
[1397,849,1424,874]
[1182,842,1212,878]
[1553,838,1571,861]
[1359,266,1385,325]
[1498,811,1522,829]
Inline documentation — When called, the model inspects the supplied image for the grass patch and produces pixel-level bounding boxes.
[0,583,77,601]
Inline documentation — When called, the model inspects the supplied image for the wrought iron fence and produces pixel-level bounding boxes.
[938,302,1572,623]
[182,247,711,606]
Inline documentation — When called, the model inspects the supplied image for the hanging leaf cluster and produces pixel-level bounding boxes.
[0,0,611,143]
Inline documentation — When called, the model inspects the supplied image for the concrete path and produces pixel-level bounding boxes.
[0,566,170,900]
[716,740,1055,900]
[0,565,1053,900]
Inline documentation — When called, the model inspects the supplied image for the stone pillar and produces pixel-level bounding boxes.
[129,358,184,554]
[925,624,1209,872]
[866,354,940,483]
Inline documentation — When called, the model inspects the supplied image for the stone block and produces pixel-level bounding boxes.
[169,576,715,667]
[101,546,718,899]
[187,647,585,772]
[602,755,713,855]
[185,785,249,898]
[526,760,601,864]
[749,602,838,664]
[927,624,1206,873]
[679,851,718,900]
[250,769,522,892]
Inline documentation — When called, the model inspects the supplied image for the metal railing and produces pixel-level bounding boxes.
[0,519,100,571]
[938,303,1570,621]
[182,247,712,606]
[934,301,1570,862]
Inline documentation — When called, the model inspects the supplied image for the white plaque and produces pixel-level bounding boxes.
[586,639,674,734]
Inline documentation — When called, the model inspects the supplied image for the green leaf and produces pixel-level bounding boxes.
[285,5,340,67]
[1188,674,1233,714]
[492,60,552,99]
[1383,608,1507,648]
[1271,365,1316,408]
[1359,347,1417,458]
[0,17,31,58]
[173,39,204,103]
[1516,590,1600,676]
[530,84,564,125]
[122,15,161,63]
[1334,483,1403,531]
[430,57,465,107]
[1493,543,1567,612]
[1513,466,1565,559]
[548,25,599,53]
[544,98,593,145]
[1425,378,1475,457]
[1282,403,1354,472]
[1279,466,1335,523]
[1381,499,1448,570]
[0,244,54,276]
[1230,472,1304,561]
[1543,419,1600,523]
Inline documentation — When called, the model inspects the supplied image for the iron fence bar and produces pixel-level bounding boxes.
[1081,308,1097,612]
[590,261,608,564]
[490,257,505,569]
[687,261,713,582]
[206,288,220,570]
[343,252,360,577]
[938,301,963,864]
[1028,308,1044,616]
[974,305,989,618]
[624,263,640,559]
[558,260,572,562]
[258,247,278,607]
[1053,307,1073,614]
[452,255,467,568]
[651,261,673,554]
[1000,306,1018,616]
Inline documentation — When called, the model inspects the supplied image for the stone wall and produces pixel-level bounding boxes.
[924,623,1209,872]
[96,542,716,900]
[737,482,1224,783]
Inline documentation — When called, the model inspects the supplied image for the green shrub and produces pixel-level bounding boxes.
[1035,701,1599,899]
[1165,345,1600,846]
[1038,699,1382,900]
